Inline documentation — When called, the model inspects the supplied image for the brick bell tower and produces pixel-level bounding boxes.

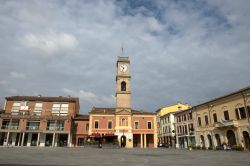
[115,56,133,148]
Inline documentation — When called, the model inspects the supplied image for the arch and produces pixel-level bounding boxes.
[215,134,221,147]
[207,134,213,148]
[200,135,205,148]
[120,135,126,148]
[235,103,243,108]
[243,131,250,149]
[221,106,228,111]
[226,130,236,146]
[121,81,126,91]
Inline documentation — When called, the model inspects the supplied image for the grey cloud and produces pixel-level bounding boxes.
[0,0,250,113]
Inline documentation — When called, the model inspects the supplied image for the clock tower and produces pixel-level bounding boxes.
[115,56,133,148]
[116,56,131,112]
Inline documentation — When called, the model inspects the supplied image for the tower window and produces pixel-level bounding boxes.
[121,81,126,91]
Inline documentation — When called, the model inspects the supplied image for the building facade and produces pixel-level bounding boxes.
[0,96,79,147]
[72,114,89,146]
[174,109,195,149]
[159,112,175,147]
[194,86,250,150]
[89,57,157,148]
[156,102,191,145]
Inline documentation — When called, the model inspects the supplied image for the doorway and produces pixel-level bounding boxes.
[243,131,250,149]
[227,130,236,146]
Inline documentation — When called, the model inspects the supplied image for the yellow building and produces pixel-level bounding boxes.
[156,102,191,145]
[194,86,250,150]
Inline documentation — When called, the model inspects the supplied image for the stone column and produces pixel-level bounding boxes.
[21,132,25,146]
[67,132,71,147]
[37,133,40,147]
[144,134,147,148]
[18,133,22,146]
[52,132,55,147]
[140,134,143,148]
[6,132,10,146]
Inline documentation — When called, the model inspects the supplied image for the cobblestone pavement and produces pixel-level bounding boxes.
[0,147,249,166]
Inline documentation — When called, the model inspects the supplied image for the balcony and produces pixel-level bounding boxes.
[214,120,239,128]
[1,125,19,130]
[46,126,64,131]
[26,126,39,131]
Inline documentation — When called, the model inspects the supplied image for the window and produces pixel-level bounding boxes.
[108,121,112,129]
[34,102,42,115]
[147,122,152,129]
[247,106,250,117]
[198,117,201,126]
[26,121,40,130]
[94,121,99,129]
[183,115,186,121]
[184,125,188,134]
[52,103,69,116]
[11,102,21,115]
[224,111,230,120]
[189,113,192,120]
[86,123,89,131]
[205,115,209,125]
[2,119,10,129]
[135,121,139,129]
[167,117,170,123]
[189,124,194,133]
[213,113,217,123]
[121,81,126,91]
[177,116,181,122]
[121,118,126,126]
[235,107,246,119]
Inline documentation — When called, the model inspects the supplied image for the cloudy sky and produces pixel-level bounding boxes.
[0,0,250,113]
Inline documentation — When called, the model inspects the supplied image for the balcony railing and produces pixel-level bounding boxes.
[214,120,238,128]
[1,125,19,130]
[26,126,39,130]
[46,126,64,131]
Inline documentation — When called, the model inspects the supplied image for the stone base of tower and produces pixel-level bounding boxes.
[115,131,133,148]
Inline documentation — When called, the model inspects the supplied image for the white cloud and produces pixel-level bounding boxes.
[21,31,78,55]
[62,88,115,106]
[10,72,25,79]
[0,80,8,86]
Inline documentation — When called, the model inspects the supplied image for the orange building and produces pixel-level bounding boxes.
[72,114,89,146]
[88,57,157,148]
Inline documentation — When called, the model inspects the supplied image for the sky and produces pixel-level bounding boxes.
[0,0,250,113]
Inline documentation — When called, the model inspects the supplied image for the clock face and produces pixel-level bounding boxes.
[120,64,127,72]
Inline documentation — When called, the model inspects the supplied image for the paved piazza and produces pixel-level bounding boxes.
[0,147,249,166]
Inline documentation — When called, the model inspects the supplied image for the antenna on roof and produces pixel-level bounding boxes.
[121,42,124,56]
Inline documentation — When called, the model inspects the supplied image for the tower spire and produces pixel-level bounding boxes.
[121,42,124,56]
